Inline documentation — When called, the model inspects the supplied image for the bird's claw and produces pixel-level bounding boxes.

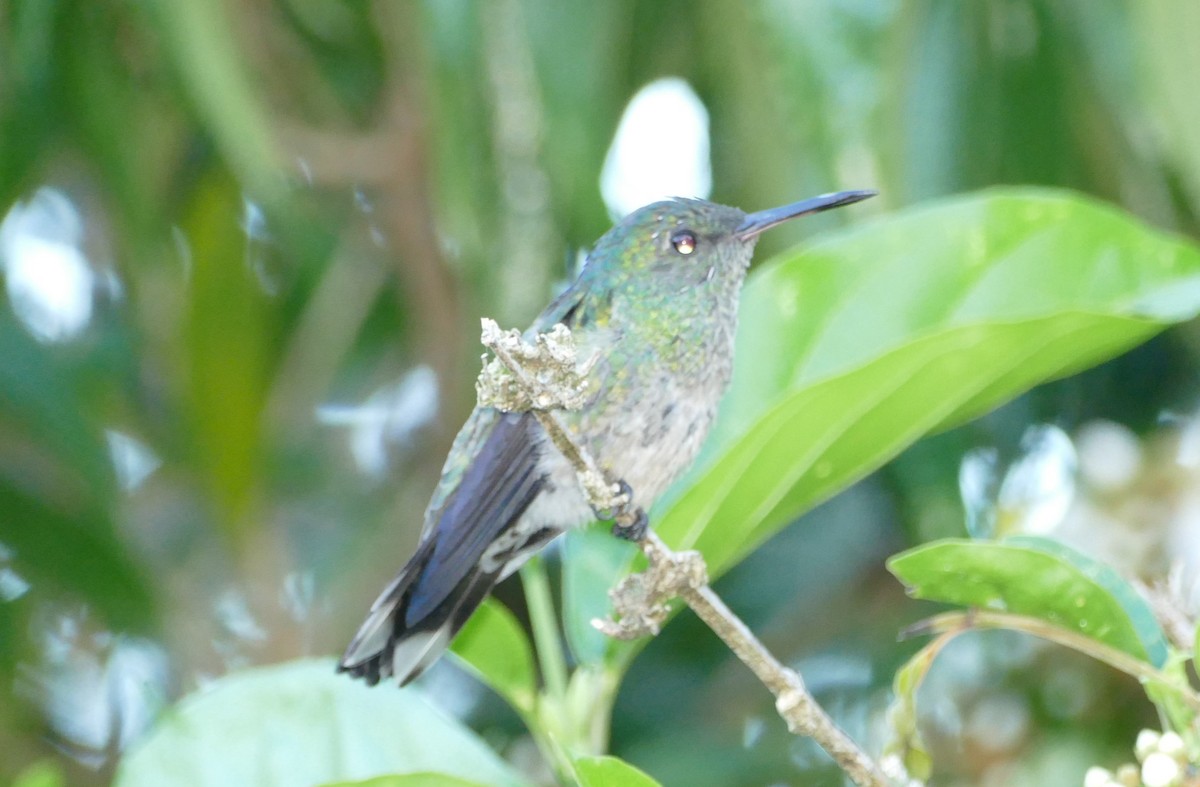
[611,507,649,541]
[591,478,631,520]
[591,479,649,541]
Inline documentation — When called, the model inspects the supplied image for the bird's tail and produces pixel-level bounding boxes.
[337,537,500,687]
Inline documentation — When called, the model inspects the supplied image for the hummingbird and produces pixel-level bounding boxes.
[339,189,875,686]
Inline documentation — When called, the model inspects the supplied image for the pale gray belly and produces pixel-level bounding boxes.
[532,376,719,526]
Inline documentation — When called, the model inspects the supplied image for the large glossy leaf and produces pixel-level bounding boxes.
[652,189,1200,577]
[887,539,1165,666]
[449,597,536,714]
[115,659,527,787]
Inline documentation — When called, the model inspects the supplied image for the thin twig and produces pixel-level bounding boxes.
[608,533,887,786]
[479,319,627,515]
[478,321,890,787]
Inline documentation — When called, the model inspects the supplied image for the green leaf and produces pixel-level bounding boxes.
[883,626,963,784]
[883,638,941,783]
[653,189,1200,578]
[574,756,661,787]
[320,774,488,787]
[180,169,273,543]
[562,525,638,667]
[1005,535,1169,667]
[449,597,536,714]
[115,659,528,787]
[0,481,154,634]
[12,760,65,787]
[887,539,1165,666]
[1194,619,1200,669]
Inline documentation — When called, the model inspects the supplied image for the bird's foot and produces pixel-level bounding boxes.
[589,478,629,520]
[612,507,649,541]
[591,479,649,541]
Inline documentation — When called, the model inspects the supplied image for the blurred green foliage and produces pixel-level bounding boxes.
[3,1,1200,785]
[115,660,525,787]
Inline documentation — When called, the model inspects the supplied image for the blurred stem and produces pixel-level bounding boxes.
[913,610,1200,712]
[529,730,579,787]
[143,0,283,200]
[522,556,569,700]
[572,666,621,756]
[521,557,580,782]
[277,1,469,421]
[880,630,957,783]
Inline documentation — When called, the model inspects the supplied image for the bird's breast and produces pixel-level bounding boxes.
[571,369,725,510]
[553,312,736,513]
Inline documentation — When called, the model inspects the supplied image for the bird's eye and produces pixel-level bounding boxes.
[671,230,697,255]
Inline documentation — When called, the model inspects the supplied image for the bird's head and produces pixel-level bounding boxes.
[589,190,876,291]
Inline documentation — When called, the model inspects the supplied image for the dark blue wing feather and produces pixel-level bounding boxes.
[339,280,597,685]
[404,411,545,623]
[338,410,548,685]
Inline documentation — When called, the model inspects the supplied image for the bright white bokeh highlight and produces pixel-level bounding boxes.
[18,612,169,762]
[959,424,1077,538]
[1074,419,1142,491]
[600,77,712,219]
[0,188,96,343]
[997,424,1077,536]
[317,365,440,479]
[0,542,29,602]
[105,429,162,493]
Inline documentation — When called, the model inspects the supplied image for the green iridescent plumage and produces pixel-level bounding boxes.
[340,190,874,686]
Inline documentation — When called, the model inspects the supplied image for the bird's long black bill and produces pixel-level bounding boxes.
[734,189,876,240]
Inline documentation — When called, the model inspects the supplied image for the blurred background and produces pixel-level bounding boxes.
[3,1,1200,785]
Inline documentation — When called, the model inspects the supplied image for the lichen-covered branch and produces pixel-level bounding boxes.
[477,320,891,787]
[595,533,889,787]
[479,319,628,518]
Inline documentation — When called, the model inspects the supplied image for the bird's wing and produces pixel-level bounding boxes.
[340,270,612,685]
[530,270,610,334]
[418,273,592,535]
[411,275,597,571]
[339,409,547,682]
[402,409,546,624]
[421,406,500,537]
